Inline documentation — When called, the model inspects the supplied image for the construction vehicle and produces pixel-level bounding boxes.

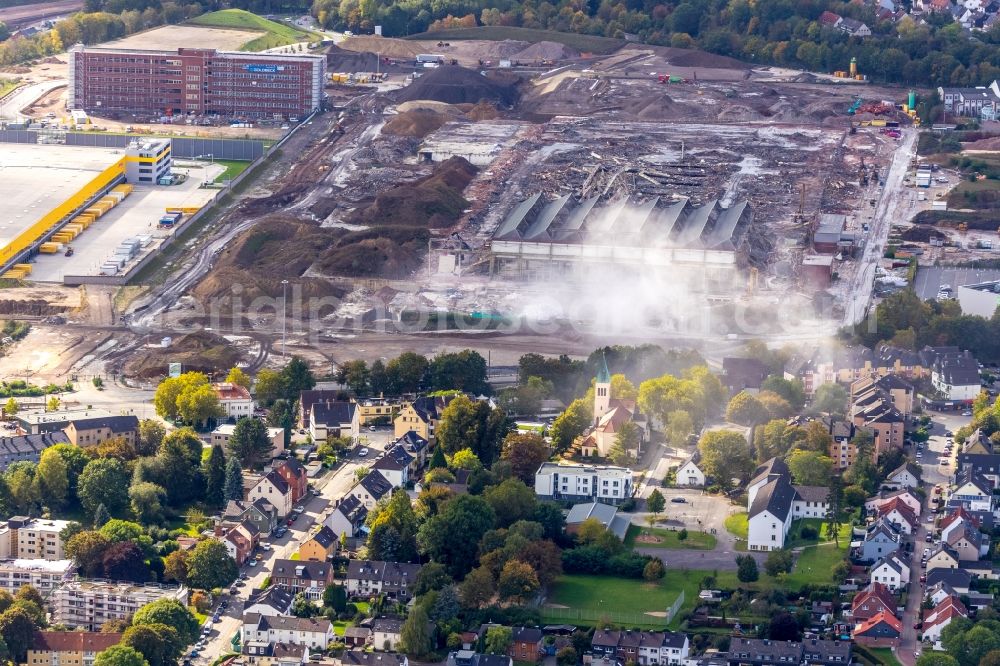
[847,97,863,115]
[657,74,688,84]
[64,247,74,257]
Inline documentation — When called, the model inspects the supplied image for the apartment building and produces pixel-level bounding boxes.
[24,631,123,666]
[0,558,74,596]
[534,462,634,505]
[52,581,189,630]
[0,517,72,560]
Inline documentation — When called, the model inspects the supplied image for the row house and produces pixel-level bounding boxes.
[241,613,334,650]
[25,631,123,666]
[726,637,851,666]
[271,560,334,600]
[591,629,690,665]
[345,560,422,600]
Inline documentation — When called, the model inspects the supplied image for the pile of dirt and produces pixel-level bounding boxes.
[383,108,451,138]
[514,40,579,61]
[492,39,532,58]
[394,66,519,106]
[124,331,243,379]
[316,227,432,279]
[193,218,346,302]
[346,156,478,229]
[464,101,502,121]
[326,45,382,72]
[664,47,749,70]
[631,92,685,120]
[900,226,948,242]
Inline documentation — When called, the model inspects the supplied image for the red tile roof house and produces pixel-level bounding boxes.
[819,10,843,25]
[922,596,968,643]
[853,611,902,648]
[851,582,898,622]
[274,459,308,505]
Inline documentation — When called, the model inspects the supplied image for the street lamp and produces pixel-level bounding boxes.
[281,279,289,358]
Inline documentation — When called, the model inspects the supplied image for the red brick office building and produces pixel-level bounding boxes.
[68,45,325,119]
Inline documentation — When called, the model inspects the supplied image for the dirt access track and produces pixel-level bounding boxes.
[0,0,82,28]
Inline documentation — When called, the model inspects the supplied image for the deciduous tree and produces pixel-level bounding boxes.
[36,448,69,509]
[698,430,753,489]
[94,645,149,666]
[501,433,550,484]
[136,420,166,457]
[204,445,226,508]
[399,605,432,657]
[78,459,129,517]
[186,539,238,590]
[132,599,198,645]
[787,450,834,486]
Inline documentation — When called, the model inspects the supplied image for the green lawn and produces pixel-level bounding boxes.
[725,512,748,539]
[0,78,21,98]
[786,518,853,549]
[868,648,904,666]
[782,543,848,588]
[332,620,348,636]
[544,572,739,630]
[625,524,717,550]
[213,159,252,183]
[410,26,624,54]
[187,10,318,51]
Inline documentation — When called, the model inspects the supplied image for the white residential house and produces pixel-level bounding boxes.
[746,458,829,551]
[244,585,295,617]
[214,383,256,420]
[922,597,969,642]
[325,495,368,539]
[885,463,921,491]
[535,462,634,506]
[369,444,414,488]
[346,471,394,510]
[864,490,922,517]
[951,471,994,512]
[675,452,705,487]
[931,351,981,401]
[241,613,334,650]
[870,554,910,591]
[247,471,293,518]
[636,631,690,665]
[372,618,404,652]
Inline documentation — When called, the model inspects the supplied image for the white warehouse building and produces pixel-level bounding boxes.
[957,280,1000,318]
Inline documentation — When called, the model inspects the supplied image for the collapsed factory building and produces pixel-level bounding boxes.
[489,193,754,288]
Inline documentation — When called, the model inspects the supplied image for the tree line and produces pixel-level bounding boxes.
[311,0,1000,88]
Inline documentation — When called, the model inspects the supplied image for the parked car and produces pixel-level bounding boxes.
[358,447,370,457]
[671,497,687,503]
[962,410,973,417]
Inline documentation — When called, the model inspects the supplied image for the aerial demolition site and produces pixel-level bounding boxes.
[0,36,920,377]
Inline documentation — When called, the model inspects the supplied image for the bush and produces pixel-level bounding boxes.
[799,526,818,540]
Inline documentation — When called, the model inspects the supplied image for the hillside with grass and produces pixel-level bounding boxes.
[188,9,317,51]
[411,26,623,55]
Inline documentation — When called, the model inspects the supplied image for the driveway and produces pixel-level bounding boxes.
[632,488,763,570]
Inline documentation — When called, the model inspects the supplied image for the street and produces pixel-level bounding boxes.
[895,410,970,666]
[193,430,394,662]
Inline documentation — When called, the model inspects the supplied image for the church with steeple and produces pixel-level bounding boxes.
[578,353,648,459]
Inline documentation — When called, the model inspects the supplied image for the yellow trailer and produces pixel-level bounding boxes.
[52,233,74,243]
[14,264,32,275]
[39,243,61,254]
[871,119,886,127]
[3,268,27,279]
[166,206,202,214]
[113,184,133,195]
[84,207,104,218]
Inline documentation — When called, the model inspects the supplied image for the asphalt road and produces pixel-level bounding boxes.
[894,410,971,666]
[0,80,64,121]
[843,129,917,327]
[192,433,393,663]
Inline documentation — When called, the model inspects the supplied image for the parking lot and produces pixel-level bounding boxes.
[912,266,1000,301]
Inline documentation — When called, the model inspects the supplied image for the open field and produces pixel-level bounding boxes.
[867,648,904,666]
[212,160,253,183]
[413,26,625,54]
[0,78,21,97]
[188,9,317,50]
[625,525,717,550]
[543,572,739,629]
[783,543,848,587]
[102,24,263,51]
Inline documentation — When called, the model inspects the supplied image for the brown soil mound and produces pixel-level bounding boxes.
[124,331,243,379]
[664,47,749,70]
[465,101,502,121]
[316,230,431,279]
[346,156,478,229]
[514,40,579,61]
[900,226,948,242]
[326,45,382,71]
[383,108,450,138]
[192,218,346,301]
[394,66,519,106]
